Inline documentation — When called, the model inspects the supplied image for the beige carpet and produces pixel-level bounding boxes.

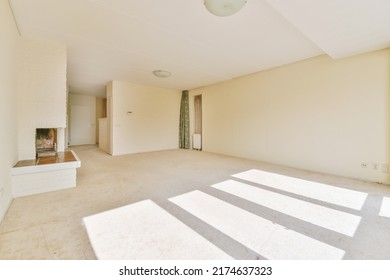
[1,145,390,259]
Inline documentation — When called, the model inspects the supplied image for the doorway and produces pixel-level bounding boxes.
[70,104,95,145]
[194,94,202,150]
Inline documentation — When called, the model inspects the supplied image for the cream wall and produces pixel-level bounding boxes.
[109,81,181,155]
[191,49,390,184]
[0,0,19,222]
[17,38,67,160]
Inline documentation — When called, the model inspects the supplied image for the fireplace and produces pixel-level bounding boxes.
[36,128,57,157]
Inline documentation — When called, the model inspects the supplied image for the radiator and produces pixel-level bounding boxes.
[193,134,202,150]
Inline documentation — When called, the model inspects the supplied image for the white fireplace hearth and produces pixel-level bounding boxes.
[11,150,80,197]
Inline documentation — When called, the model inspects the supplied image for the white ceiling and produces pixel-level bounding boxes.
[9,0,390,97]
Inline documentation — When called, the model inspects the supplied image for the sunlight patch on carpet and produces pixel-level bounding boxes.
[379,197,390,218]
[212,180,361,236]
[169,191,345,260]
[83,200,233,259]
[233,169,367,210]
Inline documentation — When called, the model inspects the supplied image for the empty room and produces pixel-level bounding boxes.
[1,0,390,262]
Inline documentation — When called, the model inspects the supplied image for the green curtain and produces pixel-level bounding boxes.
[179,90,190,149]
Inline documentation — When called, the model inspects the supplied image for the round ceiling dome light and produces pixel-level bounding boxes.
[204,0,247,17]
[153,70,171,78]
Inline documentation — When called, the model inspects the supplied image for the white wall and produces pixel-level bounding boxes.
[17,37,67,160]
[191,50,390,184]
[109,81,181,155]
[69,93,96,145]
[0,0,19,222]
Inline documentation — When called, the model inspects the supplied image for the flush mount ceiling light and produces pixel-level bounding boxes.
[204,0,247,17]
[153,70,171,78]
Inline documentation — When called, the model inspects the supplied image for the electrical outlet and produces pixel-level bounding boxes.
[382,164,389,173]
[373,163,380,170]
[361,163,368,168]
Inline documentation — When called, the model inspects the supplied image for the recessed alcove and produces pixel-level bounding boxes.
[36,128,57,157]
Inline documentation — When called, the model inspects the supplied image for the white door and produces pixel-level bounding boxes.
[70,105,95,145]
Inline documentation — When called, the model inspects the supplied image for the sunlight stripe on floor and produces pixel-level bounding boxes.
[211,180,361,236]
[379,197,390,218]
[169,191,345,260]
[232,169,367,210]
[83,199,233,259]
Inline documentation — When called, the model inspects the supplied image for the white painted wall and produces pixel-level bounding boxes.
[109,81,181,155]
[17,37,67,160]
[191,50,390,184]
[69,93,96,145]
[0,0,19,222]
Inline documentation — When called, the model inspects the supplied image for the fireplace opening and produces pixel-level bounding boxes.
[36,128,57,157]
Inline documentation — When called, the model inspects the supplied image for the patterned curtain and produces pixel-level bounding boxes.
[179,90,190,149]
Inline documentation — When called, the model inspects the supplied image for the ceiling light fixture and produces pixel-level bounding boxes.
[204,0,247,17]
[153,70,171,78]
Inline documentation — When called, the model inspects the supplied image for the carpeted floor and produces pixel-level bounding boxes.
[1,145,390,259]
